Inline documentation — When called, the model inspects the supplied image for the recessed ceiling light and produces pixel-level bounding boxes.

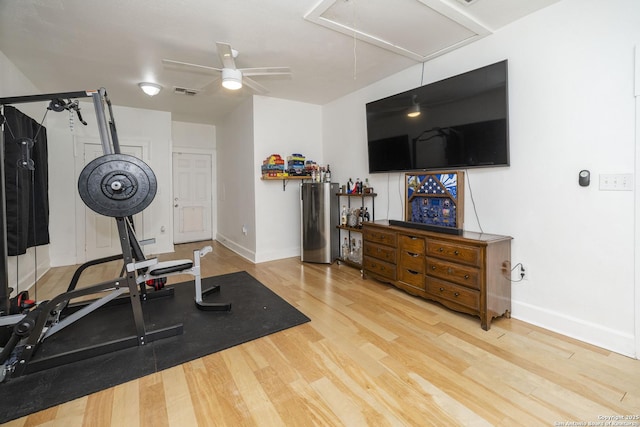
[138,82,162,96]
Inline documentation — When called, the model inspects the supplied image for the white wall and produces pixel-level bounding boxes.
[323,0,640,356]
[172,121,216,151]
[216,98,257,260]
[172,121,217,239]
[253,96,323,262]
[216,96,323,263]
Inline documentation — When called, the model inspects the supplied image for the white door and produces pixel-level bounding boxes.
[173,152,213,244]
[78,142,145,261]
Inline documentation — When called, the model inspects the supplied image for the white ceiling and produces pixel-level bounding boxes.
[0,0,561,125]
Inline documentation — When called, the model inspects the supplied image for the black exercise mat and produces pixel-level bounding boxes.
[0,271,310,423]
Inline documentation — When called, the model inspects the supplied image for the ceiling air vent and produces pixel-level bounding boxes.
[173,87,199,96]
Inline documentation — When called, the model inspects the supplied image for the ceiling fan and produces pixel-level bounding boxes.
[162,42,291,94]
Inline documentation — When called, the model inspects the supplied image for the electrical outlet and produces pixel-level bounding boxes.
[501,261,509,276]
[520,264,529,281]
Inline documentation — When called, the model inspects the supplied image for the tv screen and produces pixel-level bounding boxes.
[366,60,509,173]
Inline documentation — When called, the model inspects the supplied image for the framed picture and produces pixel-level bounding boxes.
[405,171,464,230]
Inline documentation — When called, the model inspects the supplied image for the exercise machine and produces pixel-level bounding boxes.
[0,88,230,382]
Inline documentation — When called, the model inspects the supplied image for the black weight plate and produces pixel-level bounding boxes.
[78,154,157,217]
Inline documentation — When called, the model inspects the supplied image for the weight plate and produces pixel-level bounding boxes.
[78,154,157,217]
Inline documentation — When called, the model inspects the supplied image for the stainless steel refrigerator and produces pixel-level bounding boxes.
[300,182,339,263]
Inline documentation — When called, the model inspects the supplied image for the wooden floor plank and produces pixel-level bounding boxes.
[5,240,640,427]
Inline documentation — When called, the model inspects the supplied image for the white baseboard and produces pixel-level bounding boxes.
[215,233,300,264]
[255,247,300,263]
[512,300,636,358]
[215,233,256,263]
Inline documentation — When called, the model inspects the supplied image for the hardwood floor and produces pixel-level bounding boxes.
[4,240,640,426]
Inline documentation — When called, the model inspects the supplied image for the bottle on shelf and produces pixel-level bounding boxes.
[325,164,331,182]
[347,208,358,228]
[364,178,370,192]
[341,237,349,259]
[363,207,370,222]
[340,205,348,226]
[349,237,357,262]
[347,177,353,193]
[357,208,363,228]
[355,178,361,194]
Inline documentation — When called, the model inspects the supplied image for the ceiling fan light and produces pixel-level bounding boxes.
[407,103,421,118]
[138,82,162,96]
[221,68,242,90]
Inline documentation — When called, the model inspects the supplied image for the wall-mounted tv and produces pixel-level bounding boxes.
[366,60,509,173]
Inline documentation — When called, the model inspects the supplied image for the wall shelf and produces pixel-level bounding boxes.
[261,175,310,190]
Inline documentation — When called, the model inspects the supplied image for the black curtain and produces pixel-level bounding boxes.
[2,106,50,256]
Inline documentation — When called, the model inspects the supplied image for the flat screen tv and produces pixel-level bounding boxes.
[366,60,509,173]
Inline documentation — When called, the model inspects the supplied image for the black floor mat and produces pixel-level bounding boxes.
[0,271,310,423]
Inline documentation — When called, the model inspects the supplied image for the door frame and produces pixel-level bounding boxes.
[172,147,216,244]
[634,44,640,359]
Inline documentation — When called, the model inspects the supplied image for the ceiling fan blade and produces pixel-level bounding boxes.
[216,42,236,69]
[240,67,292,77]
[199,76,222,95]
[162,58,222,74]
[242,77,269,94]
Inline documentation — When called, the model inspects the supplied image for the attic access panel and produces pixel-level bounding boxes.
[304,0,491,62]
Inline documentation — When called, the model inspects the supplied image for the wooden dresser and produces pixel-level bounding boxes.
[363,221,512,330]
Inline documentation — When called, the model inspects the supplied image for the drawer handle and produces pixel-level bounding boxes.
[407,269,419,275]
[407,252,419,257]
[439,287,444,292]
[438,247,444,252]
[454,250,459,255]
[464,274,470,280]
[409,236,418,240]
[431,265,437,270]
[454,292,460,297]
[447,268,453,274]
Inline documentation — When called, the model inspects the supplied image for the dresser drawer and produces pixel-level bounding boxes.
[399,251,424,272]
[398,268,425,289]
[426,240,481,267]
[364,242,396,263]
[398,234,425,254]
[364,228,397,247]
[426,277,479,311]
[426,258,480,289]
[363,256,396,281]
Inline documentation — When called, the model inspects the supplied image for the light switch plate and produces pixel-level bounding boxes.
[599,173,634,191]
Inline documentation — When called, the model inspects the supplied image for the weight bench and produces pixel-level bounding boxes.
[128,246,231,311]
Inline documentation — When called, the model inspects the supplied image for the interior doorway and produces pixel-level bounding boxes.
[634,45,640,359]
[172,151,214,244]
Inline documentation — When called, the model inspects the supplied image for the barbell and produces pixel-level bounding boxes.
[78,154,157,218]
